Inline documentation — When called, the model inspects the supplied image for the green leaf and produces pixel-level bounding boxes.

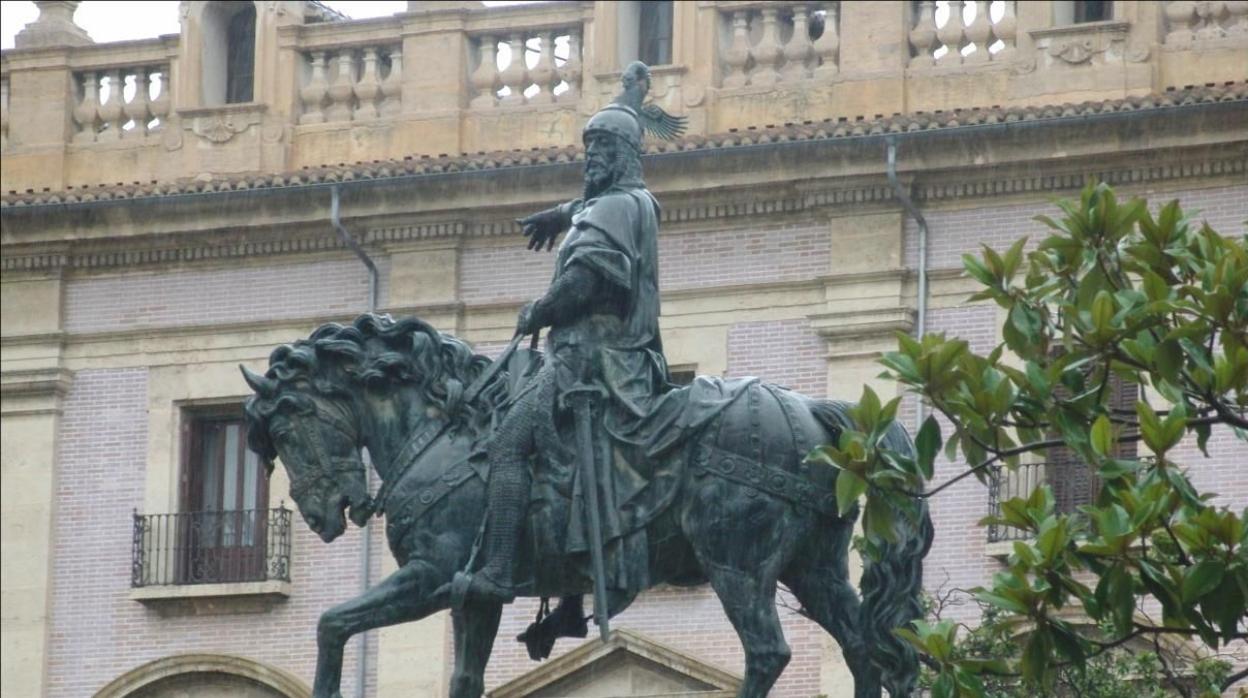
[977,590,1029,615]
[1003,237,1028,280]
[1154,340,1184,384]
[915,415,941,480]
[1020,627,1054,685]
[835,471,867,516]
[1092,289,1115,331]
[1090,414,1114,456]
[1182,559,1226,604]
[858,385,882,428]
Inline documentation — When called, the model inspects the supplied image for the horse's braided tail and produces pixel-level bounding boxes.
[811,400,935,698]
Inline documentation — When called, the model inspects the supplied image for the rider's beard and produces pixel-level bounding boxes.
[582,160,617,200]
[582,143,642,200]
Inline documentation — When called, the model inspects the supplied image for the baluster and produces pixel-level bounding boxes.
[751,8,783,86]
[75,72,104,144]
[325,51,356,122]
[123,67,151,138]
[1164,1,1197,44]
[1228,0,1248,34]
[558,32,582,101]
[529,32,557,103]
[812,3,840,79]
[469,36,499,108]
[148,66,170,132]
[991,0,1017,59]
[722,10,751,88]
[963,0,992,62]
[782,6,814,81]
[354,47,381,120]
[1,79,9,147]
[300,51,329,124]
[1195,0,1228,39]
[379,46,402,117]
[498,33,528,106]
[909,0,939,66]
[936,0,967,65]
[96,69,124,142]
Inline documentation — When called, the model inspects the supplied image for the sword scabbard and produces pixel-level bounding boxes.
[566,382,611,642]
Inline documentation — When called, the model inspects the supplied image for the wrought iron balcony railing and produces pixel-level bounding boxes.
[131,507,292,587]
[986,461,1105,543]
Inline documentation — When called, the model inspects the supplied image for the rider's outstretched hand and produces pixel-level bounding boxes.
[517,206,564,251]
[517,201,576,251]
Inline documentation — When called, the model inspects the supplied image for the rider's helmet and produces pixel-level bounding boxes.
[583,103,642,153]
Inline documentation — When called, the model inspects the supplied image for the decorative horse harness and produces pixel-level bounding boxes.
[284,396,367,503]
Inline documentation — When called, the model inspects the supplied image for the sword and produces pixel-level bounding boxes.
[564,381,611,642]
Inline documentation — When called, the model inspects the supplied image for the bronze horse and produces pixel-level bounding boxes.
[242,313,932,698]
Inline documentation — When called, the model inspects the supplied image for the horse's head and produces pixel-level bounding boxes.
[241,339,371,543]
[242,314,499,540]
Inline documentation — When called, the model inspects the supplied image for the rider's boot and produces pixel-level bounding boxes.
[460,460,530,605]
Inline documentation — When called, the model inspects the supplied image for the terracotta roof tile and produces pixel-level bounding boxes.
[2,82,1245,208]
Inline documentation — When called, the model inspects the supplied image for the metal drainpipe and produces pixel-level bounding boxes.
[331,185,376,698]
[885,139,929,430]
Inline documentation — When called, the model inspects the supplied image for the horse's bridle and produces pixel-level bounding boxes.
[283,397,365,502]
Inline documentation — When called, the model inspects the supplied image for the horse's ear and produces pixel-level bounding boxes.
[240,365,276,396]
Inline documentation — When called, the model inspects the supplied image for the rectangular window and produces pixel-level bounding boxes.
[178,408,269,583]
[1074,1,1112,23]
[670,368,696,387]
[225,5,255,103]
[639,1,674,66]
[1055,0,1112,26]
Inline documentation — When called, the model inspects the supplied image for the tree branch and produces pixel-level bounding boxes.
[1222,664,1248,692]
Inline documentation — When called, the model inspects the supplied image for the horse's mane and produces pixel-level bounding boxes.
[244,314,500,464]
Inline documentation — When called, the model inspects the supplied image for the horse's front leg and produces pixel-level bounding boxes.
[450,601,503,698]
[314,559,449,698]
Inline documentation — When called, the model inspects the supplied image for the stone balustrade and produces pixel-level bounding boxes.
[299,43,402,124]
[71,64,171,144]
[2,0,1244,193]
[908,0,1017,67]
[1163,0,1248,45]
[1,77,9,148]
[467,26,583,109]
[717,1,839,88]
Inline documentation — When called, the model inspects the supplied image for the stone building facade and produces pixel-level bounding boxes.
[1,1,1245,696]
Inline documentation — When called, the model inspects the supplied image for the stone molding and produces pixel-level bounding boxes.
[2,149,1243,275]
[0,366,72,416]
[488,627,742,698]
[810,308,916,346]
[93,653,311,698]
[129,580,292,617]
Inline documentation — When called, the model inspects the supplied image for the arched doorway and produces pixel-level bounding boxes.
[94,654,310,698]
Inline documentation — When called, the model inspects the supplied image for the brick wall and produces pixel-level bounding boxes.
[460,225,829,304]
[64,258,391,334]
[727,319,827,396]
[915,305,1001,622]
[48,378,371,697]
[904,184,1248,271]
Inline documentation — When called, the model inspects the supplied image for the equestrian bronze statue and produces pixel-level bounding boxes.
[242,62,932,698]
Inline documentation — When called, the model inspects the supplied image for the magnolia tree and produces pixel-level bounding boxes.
[811,183,1248,696]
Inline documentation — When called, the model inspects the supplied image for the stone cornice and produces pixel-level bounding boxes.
[3,146,1242,274]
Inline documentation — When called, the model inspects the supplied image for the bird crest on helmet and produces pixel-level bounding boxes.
[583,61,687,149]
